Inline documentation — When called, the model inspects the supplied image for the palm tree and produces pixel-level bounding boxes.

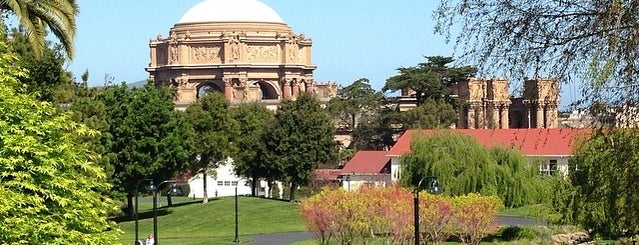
[1,0,79,59]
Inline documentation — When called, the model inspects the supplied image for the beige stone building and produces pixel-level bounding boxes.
[146,0,337,110]
[454,78,559,129]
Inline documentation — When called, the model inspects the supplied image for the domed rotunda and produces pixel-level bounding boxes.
[146,0,336,109]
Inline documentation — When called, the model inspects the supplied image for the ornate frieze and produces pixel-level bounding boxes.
[246,44,279,62]
[190,45,222,63]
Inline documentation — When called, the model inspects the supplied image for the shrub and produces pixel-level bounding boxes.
[452,194,503,245]
[300,186,503,245]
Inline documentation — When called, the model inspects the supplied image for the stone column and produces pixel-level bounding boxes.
[500,106,510,129]
[282,79,292,99]
[305,81,314,94]
[476,103,485,129]
[547,104,559,128]
[292,81,300,97]
[492,105,500,129]
[536,104,545,128]
[468,105,476,129]
[223,78,233,101]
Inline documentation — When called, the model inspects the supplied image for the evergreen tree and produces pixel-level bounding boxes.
[383,56,475,106]
[185,92,238,203]
[231,103,275,196]
[261,93,336,201]
[326,78,382,133]
[70,83,194,217]
[7,29,74,103]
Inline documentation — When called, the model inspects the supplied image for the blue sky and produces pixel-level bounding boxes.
[68,1,451,87]
[66,0,579,109]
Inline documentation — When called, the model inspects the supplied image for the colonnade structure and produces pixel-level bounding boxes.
[146,0,338,110]
[455,78,559,129]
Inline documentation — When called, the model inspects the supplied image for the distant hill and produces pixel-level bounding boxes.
[126,80,149,89]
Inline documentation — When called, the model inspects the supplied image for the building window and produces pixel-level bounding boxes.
[217,181,223,186]
[224,181,231,186]
[539,159,558,176]
[231,181,238,186]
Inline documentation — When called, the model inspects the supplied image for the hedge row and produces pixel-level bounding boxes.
[300,186,503,245]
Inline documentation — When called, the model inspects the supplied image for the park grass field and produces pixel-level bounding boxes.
[116,196,306,245]
[116,195,606,245]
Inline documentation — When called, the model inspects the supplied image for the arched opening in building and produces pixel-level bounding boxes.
[256,80,279,100]
[197,82,223,99]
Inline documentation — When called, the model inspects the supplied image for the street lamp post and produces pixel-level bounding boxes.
[151,179,181,245]
[166,183,182,207]
[234,186,240,244]
[414,176,442,245]
[134,179,153,245]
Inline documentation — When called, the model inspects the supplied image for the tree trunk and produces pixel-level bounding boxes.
[126,193,134,219]
[289,182,297,202]
[202,170,208,204]
[250,176,257,197]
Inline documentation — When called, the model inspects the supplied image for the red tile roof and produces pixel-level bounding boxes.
[342,151,391,174]
[387,128,591,157]
[313,169,342,181]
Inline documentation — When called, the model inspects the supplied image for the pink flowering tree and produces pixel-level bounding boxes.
[419,193,454,244]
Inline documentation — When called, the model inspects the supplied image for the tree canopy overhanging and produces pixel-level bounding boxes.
[435,0,639,105]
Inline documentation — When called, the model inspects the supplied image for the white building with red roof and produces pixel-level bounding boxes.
[339,151,392,190]
[387,128,591,182]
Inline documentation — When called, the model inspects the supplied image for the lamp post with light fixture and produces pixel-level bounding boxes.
[414,176,442,245]
[150,179,182,245]
[134,179,154,245]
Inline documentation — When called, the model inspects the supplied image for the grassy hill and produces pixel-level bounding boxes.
[116,196,306,245]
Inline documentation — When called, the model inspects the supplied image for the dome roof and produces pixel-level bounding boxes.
[178,0,285,24]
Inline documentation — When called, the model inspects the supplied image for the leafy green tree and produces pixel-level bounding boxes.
[6,29,74,103]
[0,41,119,244]
[402,98,458,129]
[383,56,476,106]
[1,0,78,59]
[70,83,194,217]
[261,93,336,201]
[434,0,639,104]
[401,131,547,208]
[565,129,639,238]
[185,92,238,203]
[351,107,401,151]
[232,102,275,196]
[69,92,114,179]
[326,78,382,133]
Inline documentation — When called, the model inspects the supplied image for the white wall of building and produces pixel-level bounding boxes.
[187,157,286,198]
[341,174,391,191]
[187,157,251,198]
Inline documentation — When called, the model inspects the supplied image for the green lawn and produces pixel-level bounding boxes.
[116,196,584,245]
[116,196,306,245]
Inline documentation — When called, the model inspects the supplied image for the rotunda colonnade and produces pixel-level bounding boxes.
[146,0,336,110]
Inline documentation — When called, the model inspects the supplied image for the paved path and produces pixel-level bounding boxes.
[498,216,547,226]
[249,216,546,245]
[249,231,314,245]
